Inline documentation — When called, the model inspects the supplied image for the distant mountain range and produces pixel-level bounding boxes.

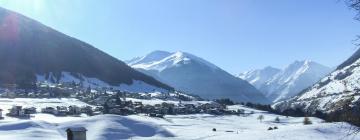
[127,51,270,104]
[238,60,332,102]
[0,7,173,92]
[273,49,360,113]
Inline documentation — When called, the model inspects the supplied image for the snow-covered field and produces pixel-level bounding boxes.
[0,99,358,140]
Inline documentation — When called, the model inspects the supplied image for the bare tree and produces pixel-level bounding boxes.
[257,115,264,123]
[347,0,360,12]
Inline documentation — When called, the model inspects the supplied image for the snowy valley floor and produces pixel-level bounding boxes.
[0,98,358,140]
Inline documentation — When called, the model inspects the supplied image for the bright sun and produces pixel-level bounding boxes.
[0,0,45,13]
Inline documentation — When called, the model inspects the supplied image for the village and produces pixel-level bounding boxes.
[0,82,248,120]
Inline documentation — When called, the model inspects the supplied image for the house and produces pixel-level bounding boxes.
[149,113,165,118]
[109,107,134,115]
[24,107,37,114]
[68,106,81,115]
[7,106,30,118]
[81,106,93,116]
[66,127,87,140]
[56,106,68,116]
[42,107,57,114]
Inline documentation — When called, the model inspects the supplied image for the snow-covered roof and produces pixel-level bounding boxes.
[66,127,87,132]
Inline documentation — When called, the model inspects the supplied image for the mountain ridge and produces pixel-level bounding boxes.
[273,50,360,113]
[239,60,332,102]
[128,51,270,104]
[0,7,173,92]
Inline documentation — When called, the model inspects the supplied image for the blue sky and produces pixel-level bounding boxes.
[0,0,359,74]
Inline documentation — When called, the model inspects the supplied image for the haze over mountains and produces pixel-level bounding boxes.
[239,61,332,102]
[274,48,360,113]
[127,51,270,104]
[0,7,172,92]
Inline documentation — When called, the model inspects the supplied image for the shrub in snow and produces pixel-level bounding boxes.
[274,117,280,123]
[274,126,278,130]
[268,127,273,131]
[257,115,264,122]
[303,117,312,125]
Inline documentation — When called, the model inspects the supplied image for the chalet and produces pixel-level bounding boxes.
[133,102,144,113]
[56,106,68,116]
[199,103,226,110]
[66,127,87,140]
[184,104,198,114]
[81,106,93,116]
[143,105,155,114]
[42,107,57,114]
[7,106,30,118]
[149,113,165,118]
[105,99,118,108]
[24,107,37,114]
[68,106,81,115]
[134,102,143,106]
[109,107,134,115]
[207,109,222,115]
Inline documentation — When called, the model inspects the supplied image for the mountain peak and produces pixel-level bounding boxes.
[240,60,331,102]
[127,50,172,66]
[274,48,360,113]
[127,50,219,72]
[149,50,172,56]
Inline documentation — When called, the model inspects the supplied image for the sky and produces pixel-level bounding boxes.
[0,0,359,74]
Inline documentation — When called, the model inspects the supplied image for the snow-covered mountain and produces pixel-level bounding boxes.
[238,66,281,89]
[239,61,332,103]
[273,49,360,113]
[127,51,270,104]
[0,7,173,92]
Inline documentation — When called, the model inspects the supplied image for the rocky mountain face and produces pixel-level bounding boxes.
[0,7,173,92]
[127,51,270,104]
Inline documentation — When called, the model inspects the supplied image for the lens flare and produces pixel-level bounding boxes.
[0,12,19,41]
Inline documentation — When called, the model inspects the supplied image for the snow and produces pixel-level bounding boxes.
[36,72,168,93]
[128,51,219,72]
[0,100,357,140]
[119,80,168,93]
[130,105,360,140]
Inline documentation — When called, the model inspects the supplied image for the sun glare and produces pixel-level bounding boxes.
[0,0,44,14]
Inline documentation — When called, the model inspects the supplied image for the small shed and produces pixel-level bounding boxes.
[66,127,87,140]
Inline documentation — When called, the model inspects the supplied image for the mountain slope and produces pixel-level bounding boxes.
[0,7,173,92]
[238,66,281,89]
[273,50,360,113]
[239,61,331,102]
[127,51,270,104]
